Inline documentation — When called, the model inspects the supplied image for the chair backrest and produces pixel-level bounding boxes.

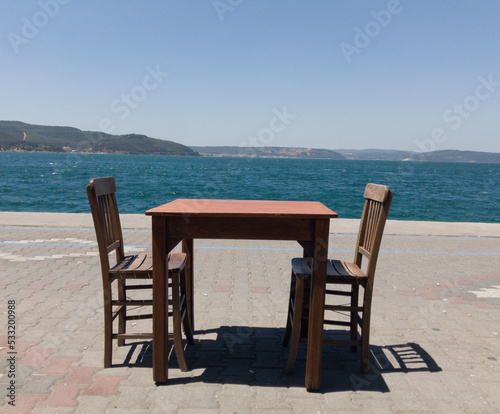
[354,183,393,280]
[86,177,125,272]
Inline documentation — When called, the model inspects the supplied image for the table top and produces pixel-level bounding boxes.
[146,199,337,219]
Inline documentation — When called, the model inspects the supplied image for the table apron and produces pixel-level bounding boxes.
[165,216,316,241]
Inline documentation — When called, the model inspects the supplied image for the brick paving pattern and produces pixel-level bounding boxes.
[0,213,499,413]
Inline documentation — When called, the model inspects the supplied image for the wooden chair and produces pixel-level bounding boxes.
[86,177,193,370]
[283,183,393,374]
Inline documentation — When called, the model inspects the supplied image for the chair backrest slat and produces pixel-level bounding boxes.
[99,193,119,248]
[354,184,393,279]
[86,177,125,270]
[92,177,117,196]
[364,198,382,252]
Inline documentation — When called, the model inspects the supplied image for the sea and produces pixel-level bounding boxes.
[0,152,498,223]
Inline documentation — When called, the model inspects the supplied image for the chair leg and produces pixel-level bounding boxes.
[171,269,189,372]
[350,284,359,352]
[360,297,372,374]
[104,329,112,368]
[361,332,370,374]
[282,270,296,347]
[182,239,195,331]
[103,289,113,368]
[179,268,194,344]
[285,274,305,375]
[182,307,194,345]
[117,279,126,347]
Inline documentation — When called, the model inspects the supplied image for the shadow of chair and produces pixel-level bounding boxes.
[86,176,193,370]
[345,342,442,391]
[283,183,393,375]
[123,326,440,393]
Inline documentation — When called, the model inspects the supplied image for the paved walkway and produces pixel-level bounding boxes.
[0,213,499,413]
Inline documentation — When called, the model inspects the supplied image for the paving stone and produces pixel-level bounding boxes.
[81,375,126,396]
[37,384,87,407]
[31,407,76,414]
[250,387,292,410]
[36,358,80,375]
[107,384,154,409]
[19,374,63,395]
[74,395,111,413]
[219,396,253,414]
[0,394,49,414]
[61,366,102,386]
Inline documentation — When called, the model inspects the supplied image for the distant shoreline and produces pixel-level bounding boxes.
[190,146,500,163]
[0,149,146,155]
[2,121,498,162]
[194,152,500,163]
[1,149,500,163]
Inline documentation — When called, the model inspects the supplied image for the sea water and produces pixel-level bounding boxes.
[0,152,498,223]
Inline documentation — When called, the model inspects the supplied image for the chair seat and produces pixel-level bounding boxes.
[291,257,367,282]
[110,253,187,278]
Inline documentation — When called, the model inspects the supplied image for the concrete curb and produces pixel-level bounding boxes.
[0,212,498,238]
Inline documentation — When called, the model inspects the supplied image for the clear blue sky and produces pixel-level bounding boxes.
[1,0,499,152]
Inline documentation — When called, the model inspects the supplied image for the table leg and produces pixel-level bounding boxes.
[182,239,194,331]
[301,247,311,338]
[305,218,330,391]
[152,216,168,383]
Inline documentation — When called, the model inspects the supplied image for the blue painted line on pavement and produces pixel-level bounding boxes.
[381,250,499,256]
[0,241,147,248]
[194,246,499,256]
[0,226,498,242]
[0,242,97,247]
[0,226,148,233]
[1,241,499,256]
[0,227,95,231]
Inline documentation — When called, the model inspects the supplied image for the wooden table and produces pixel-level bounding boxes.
[145,199,337,390]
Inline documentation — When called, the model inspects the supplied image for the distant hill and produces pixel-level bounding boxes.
[191,146,345,159]
[192,146,499,162]
[407,149,500,163]
[335,148,415,161]
[336,148,500,163]
[0,121,198,156]
[2,123,498,162]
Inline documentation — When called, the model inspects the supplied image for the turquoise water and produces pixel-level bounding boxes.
[0,152,498,223]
